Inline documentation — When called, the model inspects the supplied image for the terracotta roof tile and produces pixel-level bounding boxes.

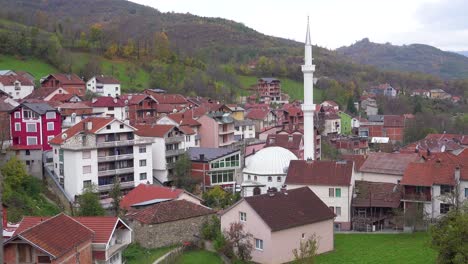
[245,108,270,120]
[43,73,84,85]
[74,217,121,244]
[342,154,367,171]
[265,134,302,152]
[90,97,126,107]
[179,125,195,135]
[120,184,183,210]
[286,160,353,186]
[243,187,335,232]
[359,153,419,175]
[126,200,214,224]
[49,93,77,103]
[25,87,63,100]
[352,181,402,208]
[0,75,34,86]
[134,124,175,137]
[94,76,120,84]
[144,90,188,104]
[49,117,114,145]
[120,94,154,105]
[401,162,456,186]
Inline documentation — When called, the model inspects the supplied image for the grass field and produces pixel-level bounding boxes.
[175,250,223,264]
[0,55,58,80]
[238,75,323,102]
[316,233,436,264]
[123,244,175,264]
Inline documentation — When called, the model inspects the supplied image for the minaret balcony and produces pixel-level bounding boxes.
[302,65,315,72]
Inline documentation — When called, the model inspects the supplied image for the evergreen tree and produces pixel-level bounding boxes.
[77,185,105,216]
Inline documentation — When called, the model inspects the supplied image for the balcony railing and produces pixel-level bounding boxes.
[219,140,235,147]
[96,138,153,148]
[167,163,176,169]
[219,129,235,135]
[97,154,134,162]
[166,148,185,157]
[98,167,134,177]
[165,135,184,144]
[98,181,134,191]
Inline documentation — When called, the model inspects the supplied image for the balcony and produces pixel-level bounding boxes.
[402,192,431,202]
[98,181,135,191]
[96,138,153,148]
[219,140,235,147]
[167,162,176,169]
[98,167,134,177]
[166,148,185,157]
[165,135,184,144]
[97,154,134,162]
[219,129,235,135]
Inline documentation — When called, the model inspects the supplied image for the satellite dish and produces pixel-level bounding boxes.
[172,109,177,113]
[71,113,77,118]
[125,100,129,105]
[62,133,68,139]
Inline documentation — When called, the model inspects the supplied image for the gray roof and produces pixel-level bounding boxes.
[207,112,234,124]
[0,70,15,76]
[259,77,280,83]
[21,103,56,114]
[234,119,255,127]
[188,147,239,162]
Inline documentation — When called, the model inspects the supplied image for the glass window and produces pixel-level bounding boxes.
[440,203,451,214]
[140,173,147,180]
[465,188,468,198]
[440,185,453,195]
[255,239,263,250]
[139,159,147,167]
[15,123,21,131]
[14,112,20,118]
[47,136,54,142]
[335,207,341,216]
[277,176,282,182]
[329,188,335,197]
[240,212,246,222]
[27,137,37,145]
[23,110,38,119]
[268,176,272,182]
[83,180,92,188]
[26,123,37,132]
[46,112,56,119]
[82,151,91,159]
[47,122,54,131]
[335,188,341,198]
[139,146,146,153]
[83,165,91,174]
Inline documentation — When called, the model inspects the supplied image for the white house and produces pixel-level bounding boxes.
[86,76,121,97]
[157,114,201,148]
[0,75,34,99]
[49,117,153,200]
[234,119,256,141]
[322,113,341,136]
[241,146,298,197]
[358,152,420,184]
[90,96,127,120]
[286,160,355,230]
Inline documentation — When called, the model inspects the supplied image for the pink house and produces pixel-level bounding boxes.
[197,112,235,148]
[221,187,334,264]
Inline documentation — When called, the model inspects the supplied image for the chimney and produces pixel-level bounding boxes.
[199,154,205,161]
[171,186,176,191]
[280,185,287,194]
[113,98,118,104]
[288,135,293,142]
[267,187,275,197]
[86,121,93,131]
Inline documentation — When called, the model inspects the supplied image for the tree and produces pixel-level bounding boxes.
[431,209,468,264]
[105,43,119,59]
[292,234,319,264]
[173,153,197,192]
[202,186,240,209]
[321,138,341,161]
[123,39,136,58]
[346,96,357,114]
[224,222,253,261]
[109,177,122,217]
[77,185,105,216]
[154,31,171,61]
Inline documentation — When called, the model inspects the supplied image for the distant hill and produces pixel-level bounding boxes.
[455,51,468,57]
[337,38,468,79]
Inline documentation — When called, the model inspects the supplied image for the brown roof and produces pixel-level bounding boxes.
[125,200,214,224]
[25,87,63,100]
[44,73,84,85]
[179,125,195,135]
[95,76,120,84]
[49,93,78,103]
[15,214,94,258]
[0,75,34,86]
[359,152,420,175]
[383,115,405,127]
[120,94,155,105]
[167,112,201,127]
[49,117,115,145]
[286,160,353,186]
[90,97,126,107]
[145,90,188,105]
[246,108,270,120]
[265,134,302,151]
[134,124,175,137]
[352,181,402,208]
[342,154,367,171]
[401,162,456,187]
[243,187,335,232]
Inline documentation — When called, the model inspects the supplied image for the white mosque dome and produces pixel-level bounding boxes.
[244,146,298,175]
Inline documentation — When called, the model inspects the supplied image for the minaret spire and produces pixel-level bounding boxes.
[302,17,316,160]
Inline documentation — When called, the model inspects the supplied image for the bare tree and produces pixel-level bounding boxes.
[292,234,319,264]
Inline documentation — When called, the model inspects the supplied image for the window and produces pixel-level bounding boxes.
[26,123,37,132]
[25,150,30,156]
[210,171,234,184]
[37,256,51,263]
[106,125,111,130]
[115,87,119,91]
[247,175,251,180]
[47,136,54,142]
[140,172,147,180]
[139,159,147,167]
[440,185,453,195]
[46,112,56,119]
[23,110,38,119]
[268,176,272,182]
[108,107,114,111]
[15,123,20,131]
[329,188,335,197]
[302,233,305,239]
[26,160,31,166]
[110,252,120,264]
[139,146,146,153]
[83,180,92,188]
[120,124,124,129]
[27,137,37,145]
[329,206,334,213]
[82,151,91,159]
[440,203,451,214]
[277,176,282,182]
[335,206,342,216]
[255,239,263,250]
[83,165,91,174]
[47,122,54,131]
[14,112,20,118]
[186,135,190,141]
[335,188,341,198]
[240,212,247,222]
[254,176,258,181]
[465,188,468,198]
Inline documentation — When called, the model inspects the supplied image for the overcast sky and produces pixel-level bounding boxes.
[130,0,468,51]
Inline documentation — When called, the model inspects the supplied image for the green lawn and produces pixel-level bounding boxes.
[237,75,323,102]
[175,250,223,264]
[316,233,436,264]
[123,244,175,264]
[0,55,58,80]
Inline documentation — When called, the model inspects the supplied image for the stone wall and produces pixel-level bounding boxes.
[129,214,214,248]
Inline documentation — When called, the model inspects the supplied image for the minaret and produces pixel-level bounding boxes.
[302,17,316,160]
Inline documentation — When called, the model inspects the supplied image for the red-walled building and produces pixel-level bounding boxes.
[188,147,242,191]
[10,102,62,151]
[120,93,158,124]
[40,73,86,96]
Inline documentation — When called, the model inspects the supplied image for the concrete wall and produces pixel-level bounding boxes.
[129,214,214,248]
[359,171,402,184]
[198,115,218,148]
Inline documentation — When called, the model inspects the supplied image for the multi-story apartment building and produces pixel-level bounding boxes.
[197,112,236,148]
[10,102,62,177]
[86,75,121,97]
[49,117,153,200]
[234,119,256,141]
[134,124,188,184]
[0,75,34,99]
[120,94,158,123]
[256,78,282,103]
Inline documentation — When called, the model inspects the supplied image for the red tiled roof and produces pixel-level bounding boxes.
[401,162,456,187]
[179,125,195,135]
[90,97,126,107]
[145,90,188,104]
[25,87,64,100]
[246,108,270,120]
[342,154,367,171]
[352,181,402,208]
[168,112,201,127]
[383,115,405,127]
[49,93,77,103]
[134,124,175,137]
[63,87,85,97]
[243,187,335,232]
[286,160,353,186]
[265,134,302,151]
[120,184,183,210]
[321,100,339,107]
[95,76,120,84]
[126,200,214,224]
[359,152,420,175]
[190,106,209,118]
[14,214,94,258]
[156,104,183,113]
[120,94,154,105]
[49,117,115,145]
[0,75,34,86]
[74,217,120,244]
[44,73,84,85]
